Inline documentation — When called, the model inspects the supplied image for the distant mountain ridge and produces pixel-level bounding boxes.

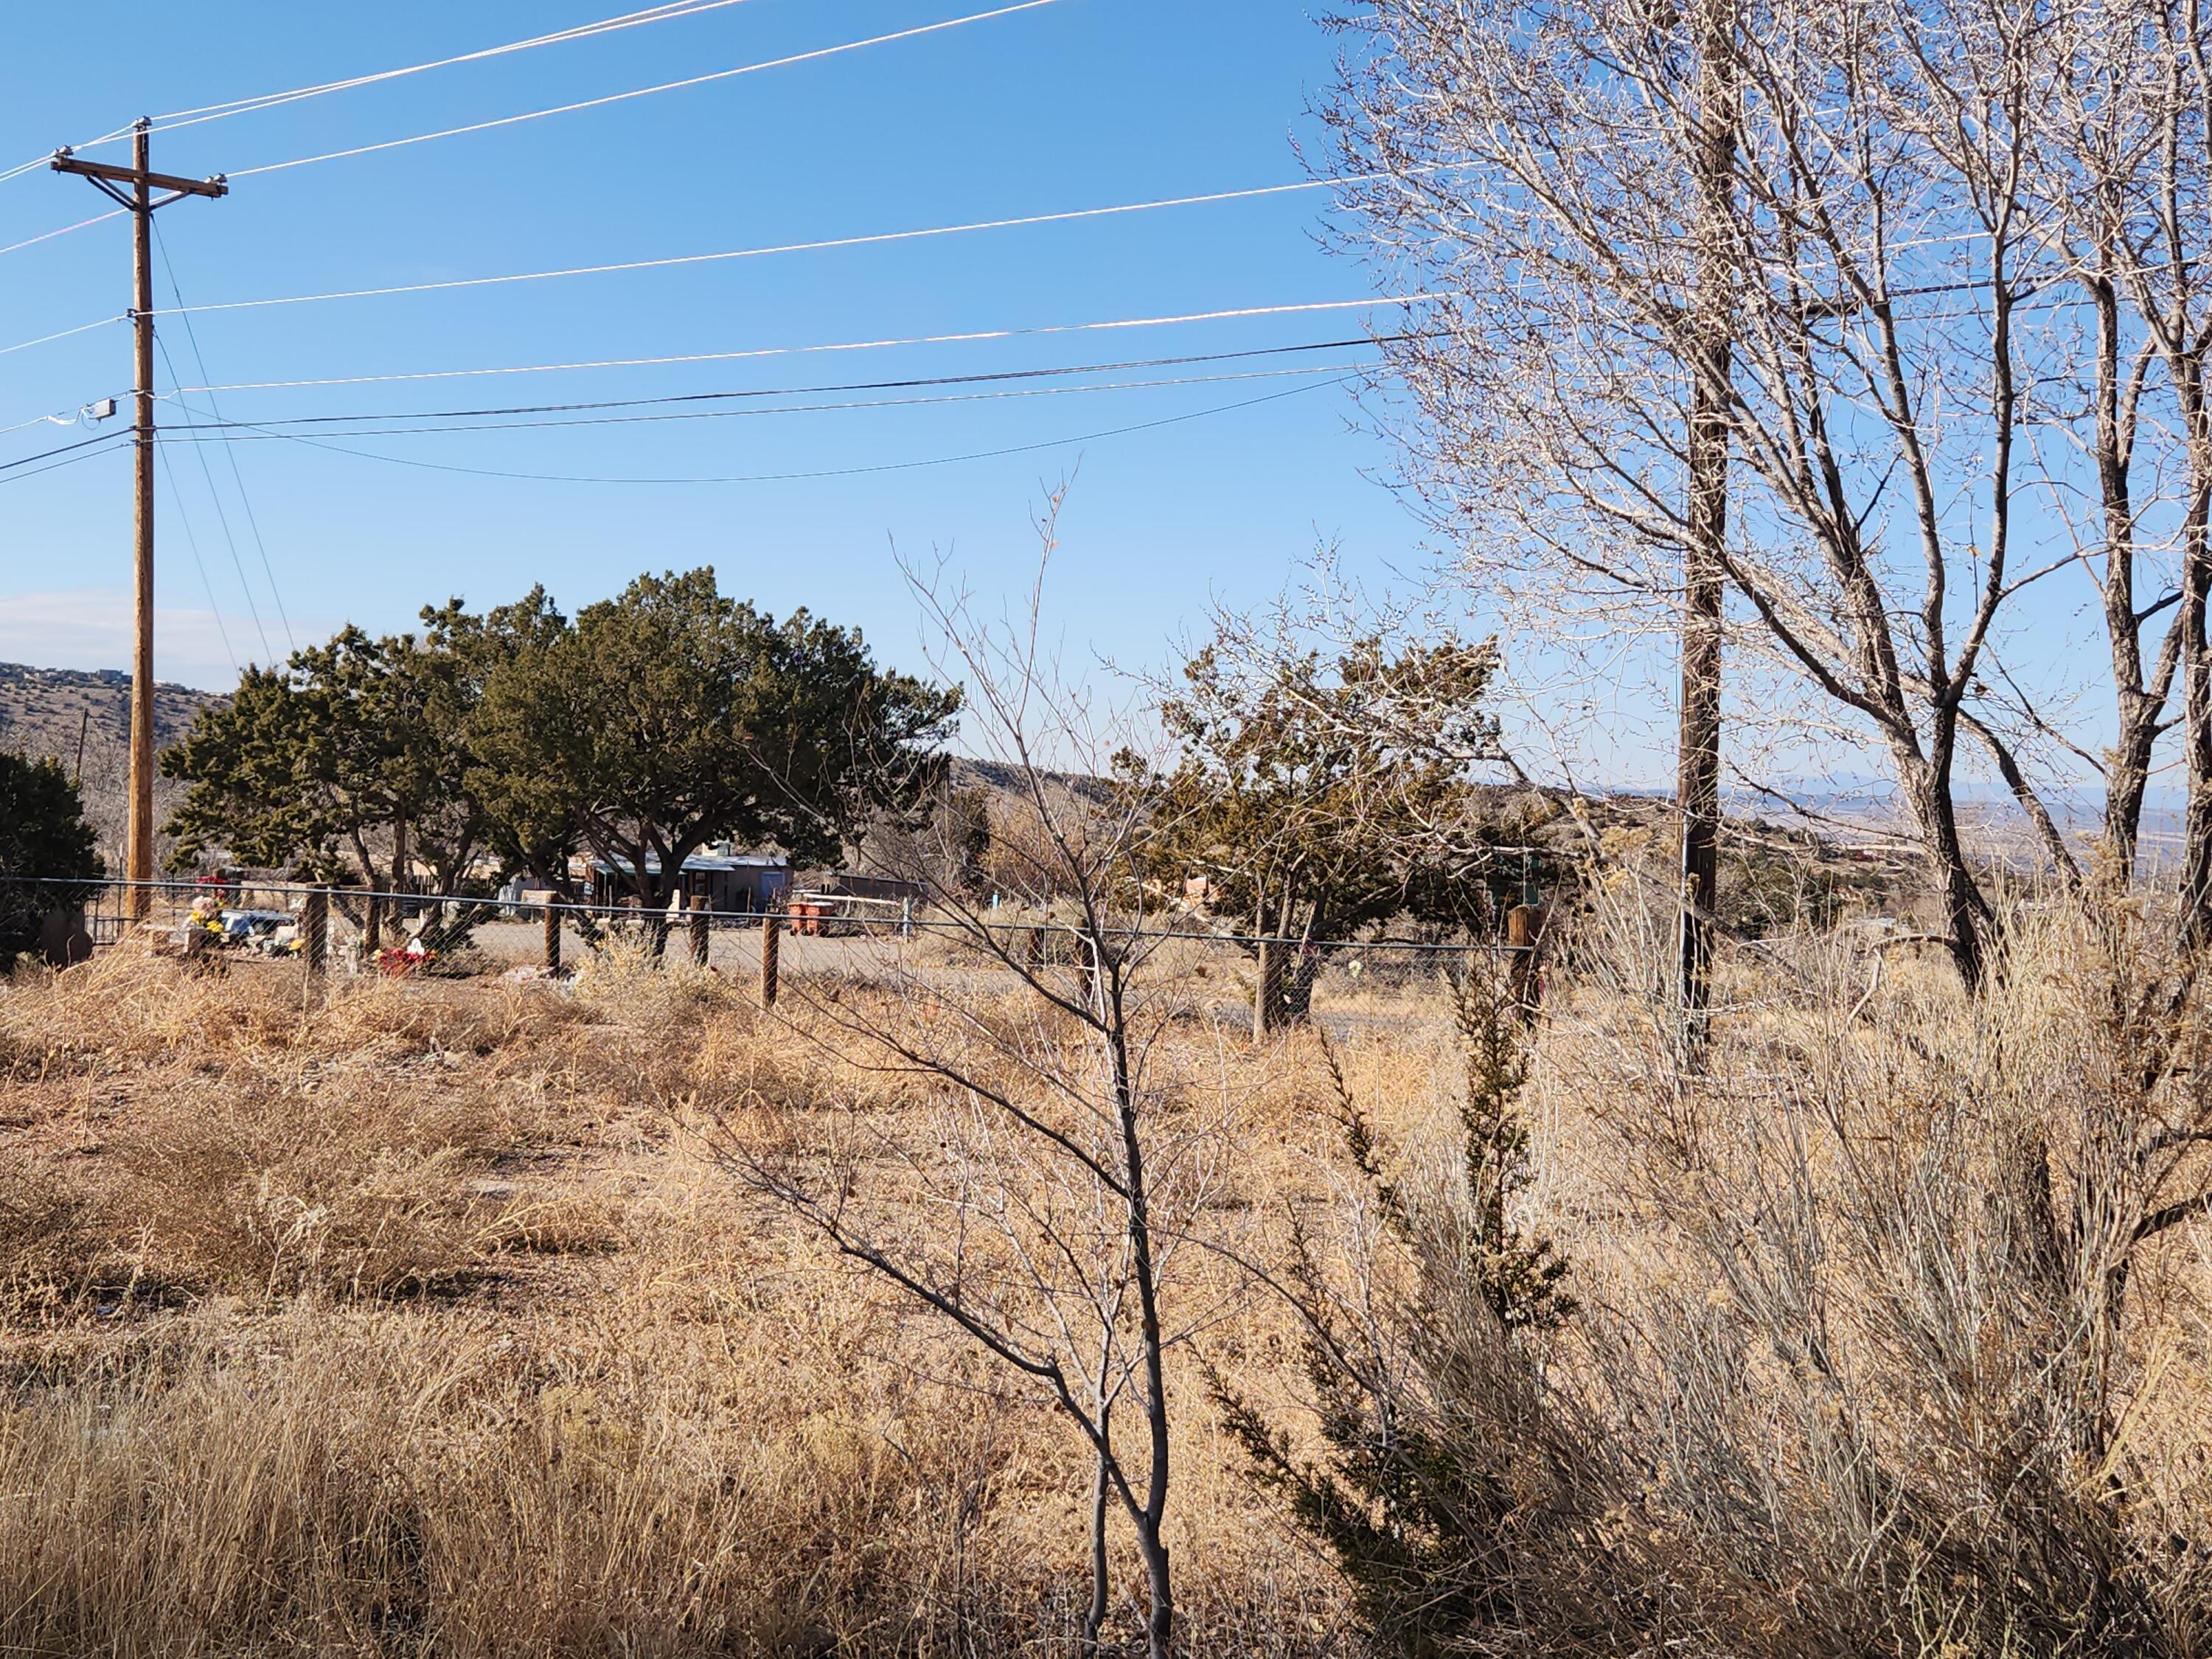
[0,661,223,763]
[0,662,226,860]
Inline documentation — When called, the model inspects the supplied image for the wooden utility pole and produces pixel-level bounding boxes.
[1677,0,1736,1063]
[52,120,226,921]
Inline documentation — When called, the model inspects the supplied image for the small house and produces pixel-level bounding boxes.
[588,851,792,914]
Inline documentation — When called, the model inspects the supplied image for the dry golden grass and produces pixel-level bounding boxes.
[0,945,1365,1657]
[22,911,2191,1656]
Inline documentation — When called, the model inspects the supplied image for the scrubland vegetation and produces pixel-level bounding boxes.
[0,943,1346,1655]
[6,880,2211,1657]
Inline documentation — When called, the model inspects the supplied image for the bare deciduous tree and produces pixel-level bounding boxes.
[713,498,1238,1658]
[1321,0,2199,983]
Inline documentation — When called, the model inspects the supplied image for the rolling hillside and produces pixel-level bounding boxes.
[0,663,226,862]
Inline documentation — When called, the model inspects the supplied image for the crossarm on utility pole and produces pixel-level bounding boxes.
[50,153,227,199]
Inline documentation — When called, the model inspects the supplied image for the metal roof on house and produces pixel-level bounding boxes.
[588,852,790,874]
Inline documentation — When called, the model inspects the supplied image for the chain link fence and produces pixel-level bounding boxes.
[6,875,1545,1037]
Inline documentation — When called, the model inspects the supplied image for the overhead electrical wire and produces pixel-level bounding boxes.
[0,331,1399,456]
[0,316,121,358]
[228,0,1074,178]
[0,0,763,184]
[0,0,1059,257]
[153,442,243,676]
[0,436,134,484]
[0,122,136,189]
[157,335,1400,426]
[0,406,92,437]
[150,0,763,132]
[155,330,275,662]
[158,361,1370,443]
[148,180,1341,317]
[147,375,1349,487]
[0,208,127,258]
[155,220,296,652]
[1,344,1390,475]
[0,428,128,474]
[159,299,1418,395]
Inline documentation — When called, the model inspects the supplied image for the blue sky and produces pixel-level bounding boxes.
[0,1,1421,700]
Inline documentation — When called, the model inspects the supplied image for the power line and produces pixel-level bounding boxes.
[153,335,1397,426]
[0,2,761,186]
[148,180,1338,318]
[156,361,1369,442]
[0,1,1067,261]
[153,0,761,131]
[0,123,136,189]
[0,428,125,473]
[155,329,274,661]
[159,375,1348,486]
[0,316,122,358]
[229,0,1074,179]
[154,220,294,652]
[0,406,94,437]
[159,299,1419,394]
[0,207,126,257]
[153,440,241,676]
[0,433,133,484]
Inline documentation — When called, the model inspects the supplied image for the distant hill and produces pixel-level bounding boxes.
[0,663,226,862]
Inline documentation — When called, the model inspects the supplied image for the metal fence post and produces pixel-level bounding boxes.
[1253,938,1276,1040]
[689,894,711,967]
[302,886,328,981]
[543,900,562,973]
[759,911,781,1009]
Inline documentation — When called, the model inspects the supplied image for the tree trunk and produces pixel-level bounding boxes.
[1104,964,1174,1658]
[1084,1410,1111,1652]
[1139,1522,1173,1659]
[1898,746,1992,990]
[1675,0,1736,1065]
[2090,272,2163,882]
[2180,370,2212,947]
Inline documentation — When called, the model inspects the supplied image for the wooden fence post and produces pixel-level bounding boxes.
[760,911,781,1009]
[302,887,328,981]
[689,894,712,966]
[1507,903,1545,1022]
[1253,938,1276,1041]
[543,899,562,973]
